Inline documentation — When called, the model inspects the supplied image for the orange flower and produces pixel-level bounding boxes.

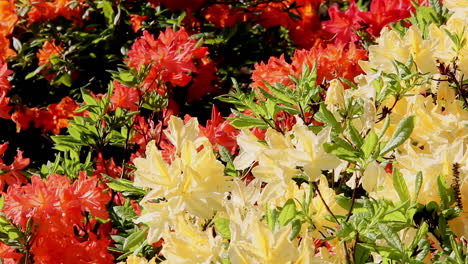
[11,97,80,134]
[0,0,17,60]
[149,0,207,11]
[37,40,63,66]
[251,54,296,91]
[203,4,249,28]
[26,0,85,24]
[130,14,148,33]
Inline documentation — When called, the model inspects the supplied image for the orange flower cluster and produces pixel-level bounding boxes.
[26,0,85,24]
[202,0,324,48]
[2,173,113,263]
[0,0,17,60]
[252,42,367,91]
[11,96,81,134]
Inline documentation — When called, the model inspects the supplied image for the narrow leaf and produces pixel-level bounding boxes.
[393,168,410,202]
[380,115,415,156]
[214,218,231,239]
[278,199,296,227]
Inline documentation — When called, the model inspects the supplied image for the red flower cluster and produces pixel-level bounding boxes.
[0,143,29,191]
[252,42,367,90]
[0,61,13,119]
[127,28,206,92]
[2,173,113,263]
[126,27,218,102]
[323,0,426,44]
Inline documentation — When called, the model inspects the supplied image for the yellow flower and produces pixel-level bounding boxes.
[133,117,231,242]
[229,213,299,264]
[325,79,345,110]
[361,161,388,193]
[291,125,341,182]
[310,175,347,230]
[119,255,156,264]
[161,216,223,264]
[164,115,199,154]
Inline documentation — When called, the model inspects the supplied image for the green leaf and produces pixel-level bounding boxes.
[413,171,423,204]
[314,104,342,133]
[57,73,72,87]
[378,223,404,253]
[113,206,138,221]
[122,227,148,251]
[380,115,415,156]
[361,131,378,159]
[105,177,146,196]
[348,123,364,148]
[437,175,454,209]
[278,199,296,227]
[323,142,359,162]
[393,168,410,202]
[378,114,391,139]
[266,205,279,231]
[81,89,98,106]
[289,219,302,240]
[410,222,428,250]
[228,116,269,129]
[214,218,231,239]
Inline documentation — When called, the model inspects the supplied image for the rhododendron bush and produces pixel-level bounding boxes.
[0,0,467,263]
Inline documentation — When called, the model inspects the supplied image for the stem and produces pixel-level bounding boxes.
[311,182,339,224]
[346,172,361,222]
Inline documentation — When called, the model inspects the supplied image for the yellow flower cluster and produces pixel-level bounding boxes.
[350,1,468,238]
[130,1,468,262]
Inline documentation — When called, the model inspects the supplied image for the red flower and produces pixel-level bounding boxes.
[110,81,140,111]
[36,96,81,134]
[0,60,13,92]
[126,28,208,95]
[322,0,365,44]
[199,106,239,154]
[252,42,367,92]
[187,60,219,102]
[0,61,12,119]
[359,0,416,36]
[0,143,29,191]
[0,241,23,264]
[3,174,113,263]
[0,90,11,119]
